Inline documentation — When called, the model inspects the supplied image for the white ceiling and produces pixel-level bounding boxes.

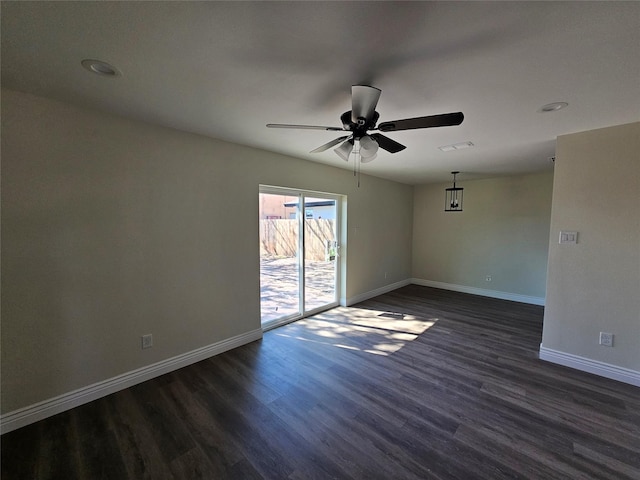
[2,1,639,185]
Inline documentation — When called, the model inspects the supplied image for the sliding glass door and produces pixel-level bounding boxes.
[303,196,338,312]
[259,187,340,329]
[259,190,302,324]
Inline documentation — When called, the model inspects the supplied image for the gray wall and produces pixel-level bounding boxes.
[5,86,635,417]
[542,122,640,372]
[412,173,554,301]
[1,89,414,413]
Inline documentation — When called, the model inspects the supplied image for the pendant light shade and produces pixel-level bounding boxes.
[334,139,354,161]
[359,135,379,160]
[445,171,464,212]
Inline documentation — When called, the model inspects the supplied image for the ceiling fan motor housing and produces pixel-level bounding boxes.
[340,110,379,139]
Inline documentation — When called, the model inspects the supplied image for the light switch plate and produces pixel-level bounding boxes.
[559,231,578,244]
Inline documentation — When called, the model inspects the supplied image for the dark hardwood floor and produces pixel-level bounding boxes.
[2,285,639,479]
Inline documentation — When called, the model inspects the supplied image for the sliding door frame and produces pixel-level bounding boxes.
[259,185,344,331]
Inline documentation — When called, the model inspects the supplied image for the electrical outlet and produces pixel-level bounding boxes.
[142,334,153,349]
[384,272,388,279]
[485,275,492,282]
[599,332,613,347]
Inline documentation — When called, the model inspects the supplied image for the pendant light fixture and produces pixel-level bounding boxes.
[445,171,463,212]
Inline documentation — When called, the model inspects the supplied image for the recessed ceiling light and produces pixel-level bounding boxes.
[538,102,568,113]
[438,141,474,152]
[81,59,120,77]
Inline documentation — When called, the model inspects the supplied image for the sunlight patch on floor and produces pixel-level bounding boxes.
[274,306,438,356]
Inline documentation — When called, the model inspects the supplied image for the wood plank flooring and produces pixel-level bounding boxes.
[2,285,639,479]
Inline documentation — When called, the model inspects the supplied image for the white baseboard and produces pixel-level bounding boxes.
[539,346,640,387]
[411,278,545,306]
[344,279,412,306]
[0,328,263,434]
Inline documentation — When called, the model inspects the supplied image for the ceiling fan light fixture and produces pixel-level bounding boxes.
[359,135,379,159]
[334,140,353,161]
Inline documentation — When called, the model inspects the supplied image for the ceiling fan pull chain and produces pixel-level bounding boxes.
[353,151,357,177]
[354,140,361,188]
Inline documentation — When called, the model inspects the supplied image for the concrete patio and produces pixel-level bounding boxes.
[260,256,337,323]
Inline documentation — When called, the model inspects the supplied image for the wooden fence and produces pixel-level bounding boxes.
[260,219,336,261]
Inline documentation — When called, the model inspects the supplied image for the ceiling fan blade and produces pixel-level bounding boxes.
[266,123,345,131]
[377,112,464,132]
[310,136,351,153]
[351,85,381,124]
[370,133,406,153]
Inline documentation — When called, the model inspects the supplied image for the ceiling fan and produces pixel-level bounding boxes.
[267,85,464,163]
